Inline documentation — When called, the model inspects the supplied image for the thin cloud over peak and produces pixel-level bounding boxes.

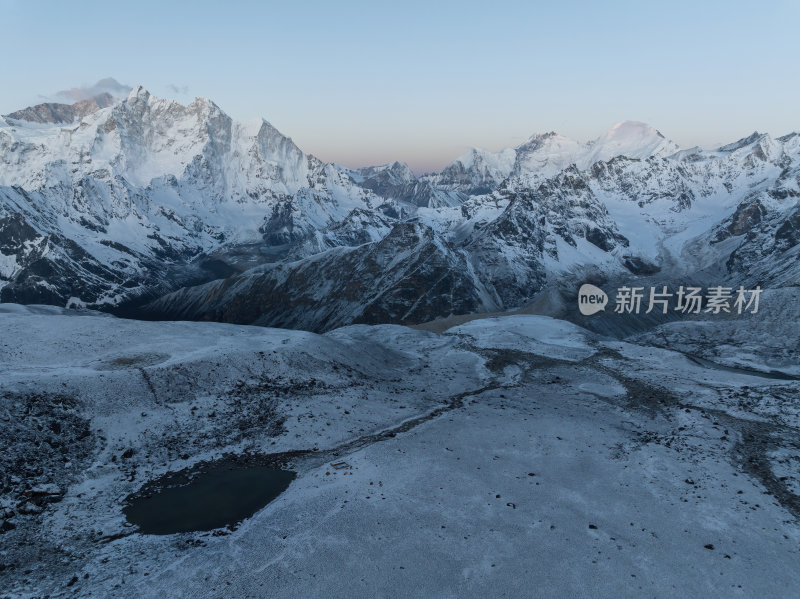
[166,83,190,95]
[46,77,132,104]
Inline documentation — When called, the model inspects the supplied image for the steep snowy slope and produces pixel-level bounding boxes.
[499,130,800,284]
[512,131,587,178]
[582,120,680,165]
[0,88,408,306]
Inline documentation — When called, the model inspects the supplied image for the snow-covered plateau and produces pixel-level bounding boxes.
[1,306,799,598]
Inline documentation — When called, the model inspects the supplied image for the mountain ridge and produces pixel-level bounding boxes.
[0,87,798,331]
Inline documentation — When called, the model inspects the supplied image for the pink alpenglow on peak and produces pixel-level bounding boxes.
[584,121,681,164]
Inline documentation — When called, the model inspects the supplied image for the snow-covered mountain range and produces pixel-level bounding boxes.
[1,87,798,330]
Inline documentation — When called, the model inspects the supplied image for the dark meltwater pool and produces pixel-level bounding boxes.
[124,462,296,535]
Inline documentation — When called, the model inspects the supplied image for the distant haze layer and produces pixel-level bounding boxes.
[0,0,798,171]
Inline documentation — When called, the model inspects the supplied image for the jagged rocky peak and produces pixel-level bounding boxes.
[509,121,681,180]
[4,92,118,124]
[776,132,800,160]
[355,160,416,183]
[347,161,451,207]
[98,86,241,188]
[425,147,516,197]
[517,131,576,151]
[446,123,680,187]
[717,131,763,152]
[255,118,296,145]
[669,146,705,162]
[251,119,306,171]
[454,147,516,178]
[454,146,516,169]
[114,85,229,131]
[717,131,784,162]
[512,131,586,177]
[89,87,318,193]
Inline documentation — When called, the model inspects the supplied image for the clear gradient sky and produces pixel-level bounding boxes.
[1,0,798,172]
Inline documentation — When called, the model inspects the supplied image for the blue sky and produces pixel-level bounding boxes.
[1,0,798,172]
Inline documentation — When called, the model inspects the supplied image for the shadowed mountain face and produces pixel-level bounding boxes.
[143,222,498,332]
[0,88,798,329]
